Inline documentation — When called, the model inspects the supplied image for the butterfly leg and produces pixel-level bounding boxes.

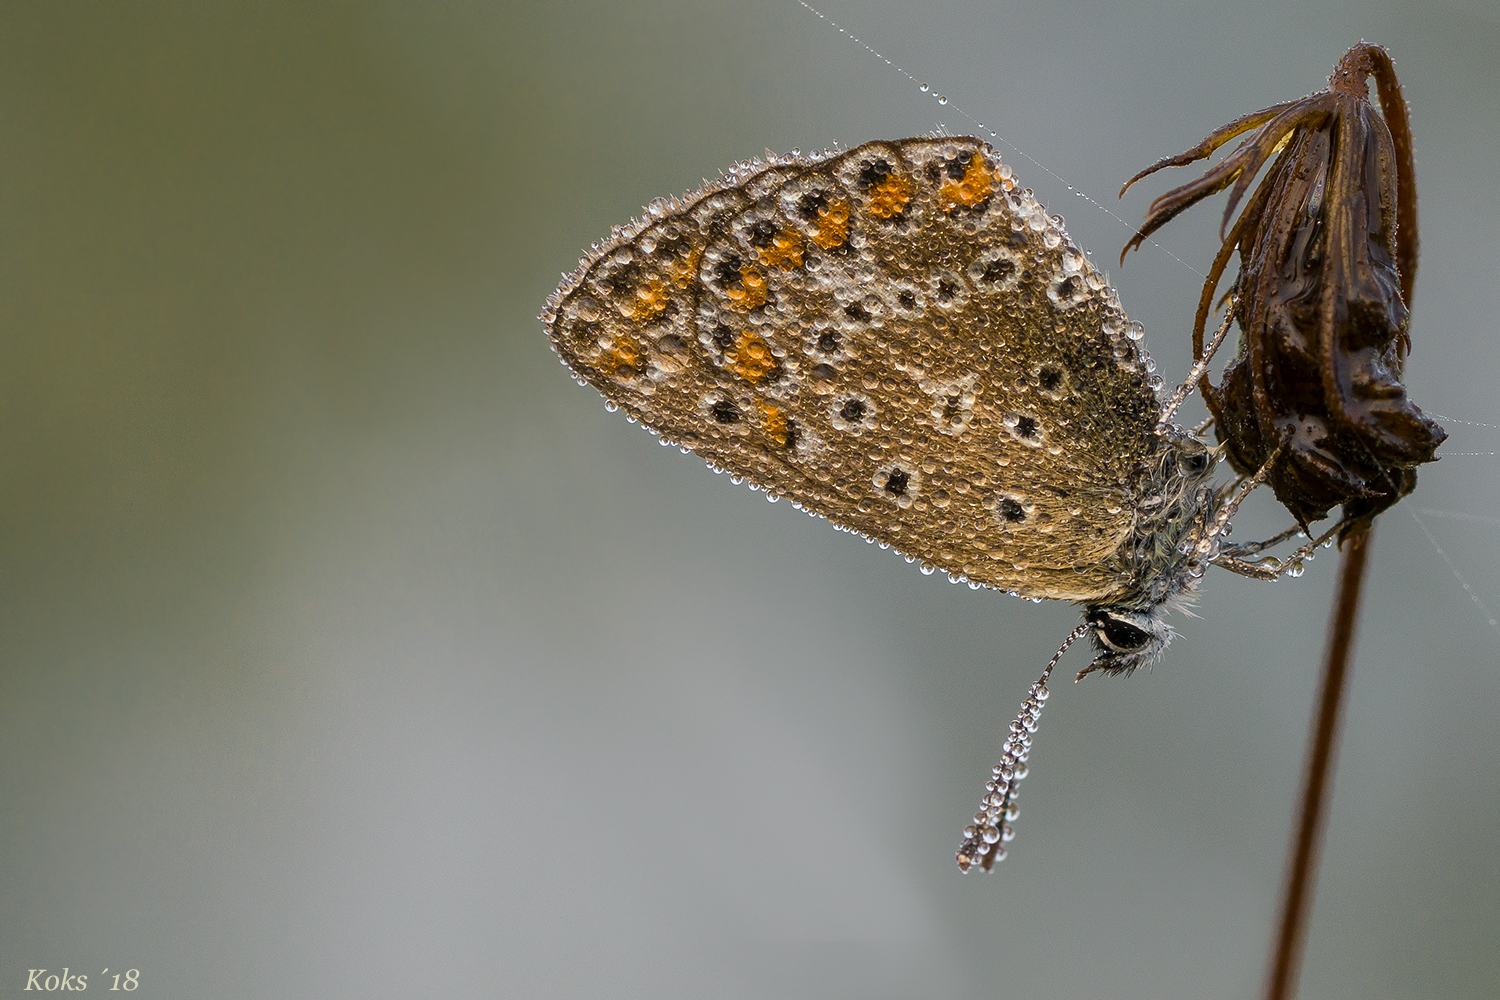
[1266,518,1350,574]
[1212,515,1353,579]
[1156,296,1237,431]
[1192,440,1286,563]
[1213,553,1285,580]
[1220,523,1306,558]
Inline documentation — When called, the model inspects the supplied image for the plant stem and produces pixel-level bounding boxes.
[1263,526,1372,1000]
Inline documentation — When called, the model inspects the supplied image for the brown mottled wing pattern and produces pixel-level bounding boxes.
[542,138,1162,603]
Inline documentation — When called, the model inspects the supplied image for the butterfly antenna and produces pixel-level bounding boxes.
[1157,295,1237,432]
[957,623,1091,872]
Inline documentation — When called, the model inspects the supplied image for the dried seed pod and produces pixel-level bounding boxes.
[1121,43,1445,534]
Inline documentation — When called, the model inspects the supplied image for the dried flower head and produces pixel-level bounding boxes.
[1121,43,1445,533]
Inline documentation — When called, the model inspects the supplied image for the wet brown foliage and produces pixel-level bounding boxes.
[1121,43,1445,534]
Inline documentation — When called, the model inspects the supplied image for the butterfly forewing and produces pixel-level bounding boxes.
[545,137,1164,602]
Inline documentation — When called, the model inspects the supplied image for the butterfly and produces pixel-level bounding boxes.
[539,136,1303,869]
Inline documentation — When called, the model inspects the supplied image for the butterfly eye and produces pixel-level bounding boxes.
[1098,616,1151,651]
[1179,449,1213,475]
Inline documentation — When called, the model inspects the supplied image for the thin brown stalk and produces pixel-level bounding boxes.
[1263,527,1372,1000]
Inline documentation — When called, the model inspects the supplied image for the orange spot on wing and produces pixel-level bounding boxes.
[668,246,702,288]
[723,267,768,311]
[810,196,851,249]
[628,278,670,319]
[759,401,790,448]
[601,335,643,376]
[866,173,913,219]
[757,230,805,270]
[939,155,998,213]
[730,332,779,384]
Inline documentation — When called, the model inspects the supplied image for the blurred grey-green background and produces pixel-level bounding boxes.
[4,2,1498,997]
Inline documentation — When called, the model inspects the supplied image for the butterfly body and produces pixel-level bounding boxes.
[541,137,1224,674]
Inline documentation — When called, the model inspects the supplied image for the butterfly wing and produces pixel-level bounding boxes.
[543,138,1164,603]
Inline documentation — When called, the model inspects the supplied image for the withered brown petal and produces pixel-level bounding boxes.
[1122,42,1444,534]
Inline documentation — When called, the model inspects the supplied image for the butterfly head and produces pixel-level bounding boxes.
[1079,605,1176,677]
